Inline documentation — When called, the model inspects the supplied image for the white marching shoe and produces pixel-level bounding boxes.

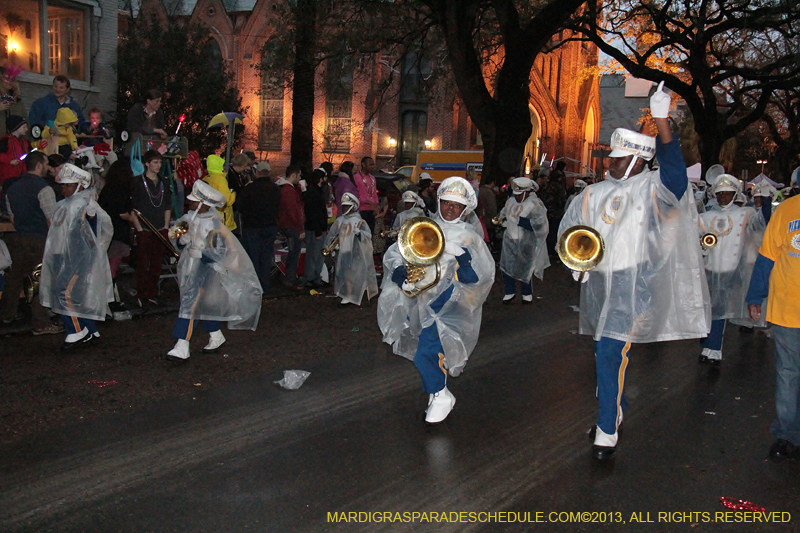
[425,386,456,424]
[166,339,190,361]
[521,294,533,303]
[203,330,226,352]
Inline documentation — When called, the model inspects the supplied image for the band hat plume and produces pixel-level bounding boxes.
[712,173,741,195]
[56,163,92,189]
[437,176,478,214]
[187,179,225,208]
[608,128,656,161]
[511,177,535,193]
[341,192,360,209]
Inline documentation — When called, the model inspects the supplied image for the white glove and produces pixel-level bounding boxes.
[415,265,438,288]
[444,242,465,257]
[401,281,415,292]
[178,232,191,246]
[572,270,590,283]
[85,203,97,217]
[188,245,203,259]
[650,81,671,119]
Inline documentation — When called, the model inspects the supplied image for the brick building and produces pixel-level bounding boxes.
[125,0,600,176]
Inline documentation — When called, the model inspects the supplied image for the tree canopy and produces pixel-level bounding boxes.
[116,14,243,156]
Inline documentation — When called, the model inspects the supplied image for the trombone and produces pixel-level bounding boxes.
[557,225,605,281]
[133,209,180,258]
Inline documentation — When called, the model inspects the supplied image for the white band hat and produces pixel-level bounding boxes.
[608,128,656,161]
[437,176,478,217]
[56,163,92,189]
[712,173,742,195]
[340,192,360,209]
[187,180,226,209]
[511,177,534,193]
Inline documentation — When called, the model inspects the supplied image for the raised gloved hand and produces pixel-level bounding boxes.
[650,81,671,119]
[444,242,465,257]
[572,270,590,283]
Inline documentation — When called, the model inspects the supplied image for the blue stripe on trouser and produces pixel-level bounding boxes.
[595,337,631,435]
[414,322,448,394]
[700,319,726,351]
[172,318,221,341]
[502,272,532,296]
[60,314,98,335]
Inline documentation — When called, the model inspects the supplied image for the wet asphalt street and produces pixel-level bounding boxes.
[1,273,799,532]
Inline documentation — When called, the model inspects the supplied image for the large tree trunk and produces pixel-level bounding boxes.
[289,0,317,176]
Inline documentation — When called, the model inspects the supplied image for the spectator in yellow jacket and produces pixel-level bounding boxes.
[41,107,79,160]
[203,154,236,231]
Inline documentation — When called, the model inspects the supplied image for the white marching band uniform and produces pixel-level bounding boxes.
[166,180,262,361]
[40,164,113,349]
[392,191,427,230]
[378,177,494,423]
[498,177,550,285]
[325,192,378,306]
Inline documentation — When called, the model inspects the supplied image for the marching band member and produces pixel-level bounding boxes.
[559,82,710,460]
[39,164,114,350]
[166,181,262,361]
[324,192,378,307]
[698,173,770,364]
[391,190,427,231]
[378,177,494,424]
[498,177,549,303]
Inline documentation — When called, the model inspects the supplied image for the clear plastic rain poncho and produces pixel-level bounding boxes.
[39,189,114,320]
[325,212,378,305]
[392,205,426,230]
[498,193,550,281]
[378,215,495,376]
[700,203,766,321]
[173,209,262,330]
[559,164,710,343]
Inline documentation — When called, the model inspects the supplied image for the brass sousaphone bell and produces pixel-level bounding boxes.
[557,225,605,277]
[397,216,445,297]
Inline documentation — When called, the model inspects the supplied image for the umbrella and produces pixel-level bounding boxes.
[207,112,244,172]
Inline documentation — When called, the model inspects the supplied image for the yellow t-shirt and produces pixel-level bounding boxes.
[759,195,800,327]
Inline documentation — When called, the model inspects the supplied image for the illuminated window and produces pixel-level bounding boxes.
[259,56,284,152]
[324,57,352,154]
[0,0,89,80]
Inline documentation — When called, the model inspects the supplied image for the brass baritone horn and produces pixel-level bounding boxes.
[701,233,717,250]
[322,235,340,257]
[557,225,605,273]
[491,215,507,226]
[397,216,445,297]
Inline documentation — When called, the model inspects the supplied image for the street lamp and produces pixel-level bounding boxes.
[388,137,396,147]
[424,139,432,149]
[757,159,768,173]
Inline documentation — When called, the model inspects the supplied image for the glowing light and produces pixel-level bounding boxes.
[7,40,19,52]
[388,137,396,147]
[424,139,432,149]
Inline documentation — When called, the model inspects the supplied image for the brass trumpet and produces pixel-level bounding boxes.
[397,217,445,297]
[491,215,507,226]
[133,209,179,258]
[322,235,340,257]
[557,225,605,274]
[168,221,189,240]
[23,263,43,304]
[701,233,717,250]
[379,229,399,239]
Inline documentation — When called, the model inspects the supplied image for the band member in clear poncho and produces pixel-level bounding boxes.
[498,177,549,303]
[39,164,114,350]
[392,190,427,230]
[558,82,710,461]
[378,177,494,424]
[324,192,378,307]
[698,173,771,365]
[165,180,262,362]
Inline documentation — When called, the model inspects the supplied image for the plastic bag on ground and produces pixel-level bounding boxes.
[275,370,311,390]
